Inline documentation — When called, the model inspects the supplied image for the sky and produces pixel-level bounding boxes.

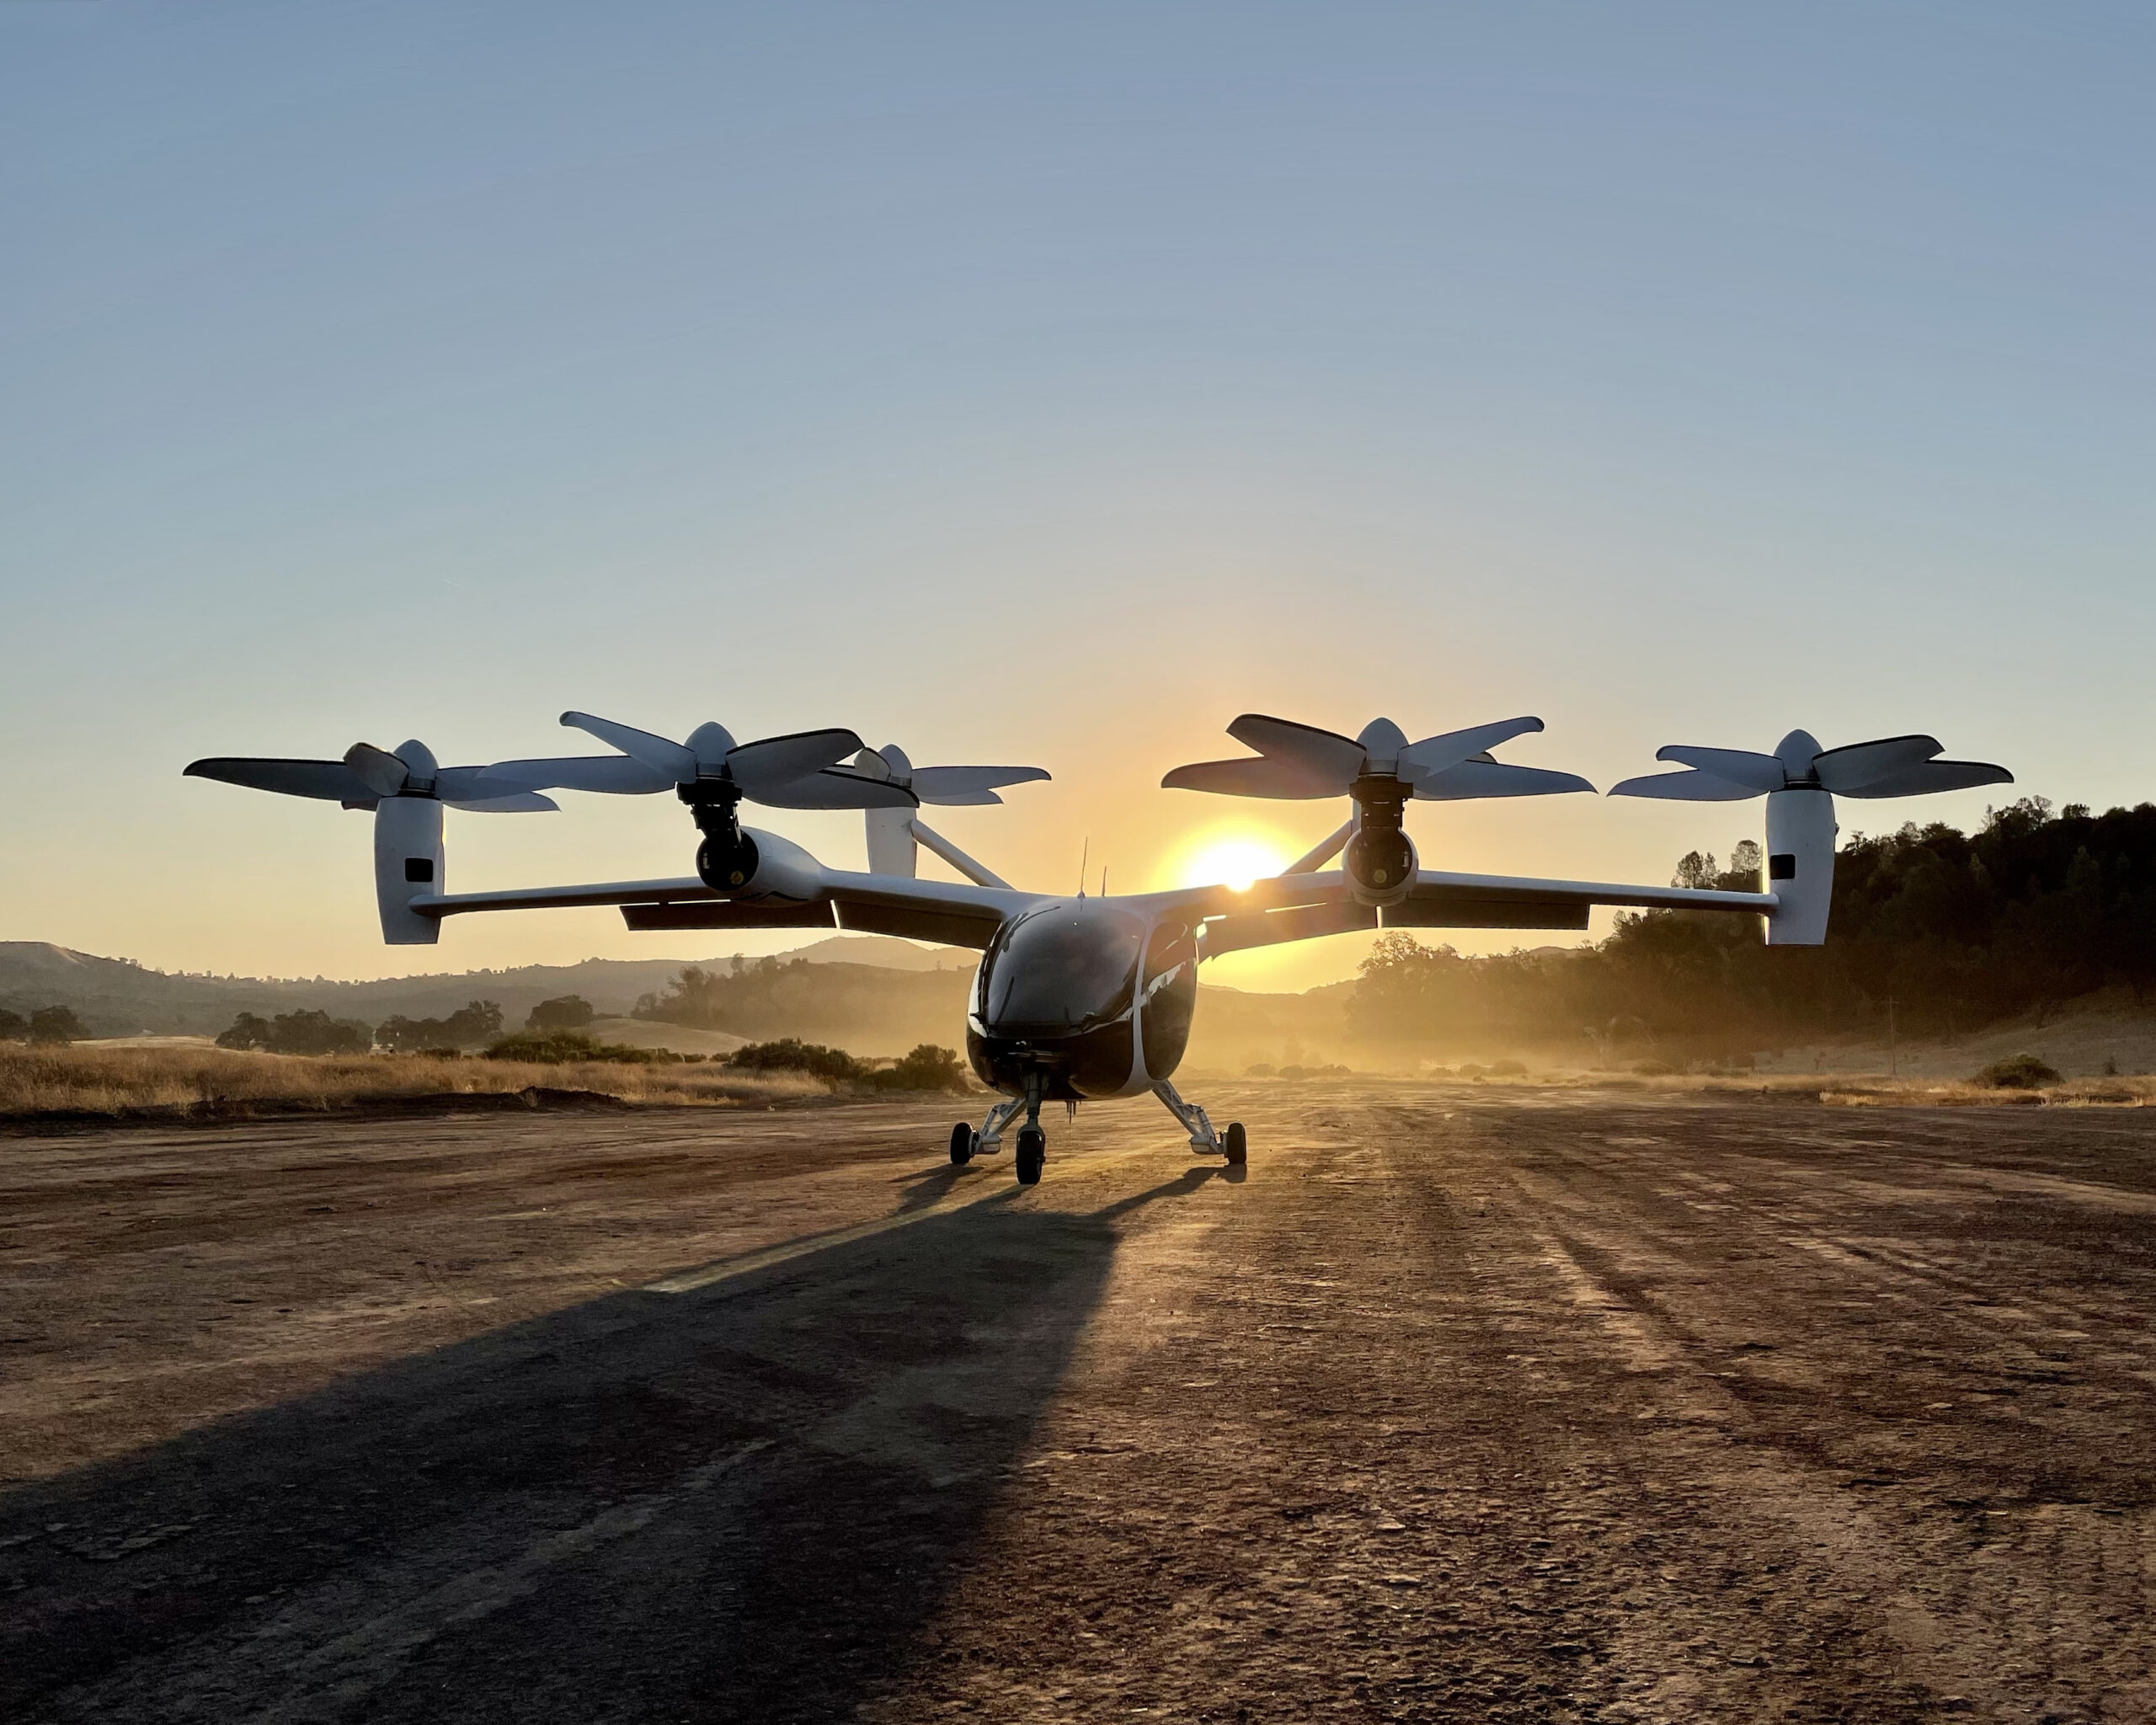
[3,2,2151,992]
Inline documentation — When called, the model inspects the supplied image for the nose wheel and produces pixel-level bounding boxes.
[1015,1124,1046,1185]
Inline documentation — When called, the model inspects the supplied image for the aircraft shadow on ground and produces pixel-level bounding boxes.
[0,1171,1216,1722]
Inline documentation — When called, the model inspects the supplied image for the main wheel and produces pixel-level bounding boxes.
[948,1121,974,1166]
[1224,1121,1247,1166]
[1015,1124,1046,1186]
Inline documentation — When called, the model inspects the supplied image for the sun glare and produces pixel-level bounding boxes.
[1182,836,1291,893]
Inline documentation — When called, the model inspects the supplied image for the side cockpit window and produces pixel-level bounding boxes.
[1139,920,1198,1075]
[1144,922,1193,994]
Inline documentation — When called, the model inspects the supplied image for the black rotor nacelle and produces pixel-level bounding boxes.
[681,782,760,893]
[1343,774,1417,905]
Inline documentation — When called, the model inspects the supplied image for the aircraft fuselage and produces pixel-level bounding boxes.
[965,899,1198,1102]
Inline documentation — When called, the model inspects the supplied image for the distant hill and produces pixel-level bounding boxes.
[0,934,1358,1067]
[787,936,978,972]
[0,936,974,1039]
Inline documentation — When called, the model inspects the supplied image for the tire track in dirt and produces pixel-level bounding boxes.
[8,1085,2156,1721]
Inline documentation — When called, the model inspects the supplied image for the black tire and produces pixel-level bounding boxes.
[1224,1121,1247,1166]
[948,1121,974,1166]
[1015,1124,1046,1186]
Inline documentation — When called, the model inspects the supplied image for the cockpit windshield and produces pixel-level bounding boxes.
[977,904,1145,1034]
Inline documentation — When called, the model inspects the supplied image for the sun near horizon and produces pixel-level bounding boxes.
[1167,830,1294,895]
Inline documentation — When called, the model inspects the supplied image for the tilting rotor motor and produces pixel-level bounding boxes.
[680,778,760,891]
[1342,773,1417,905]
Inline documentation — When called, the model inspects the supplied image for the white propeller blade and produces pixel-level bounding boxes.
[1397,717,1544,780]
[1412,760,1595,800]
[1162,756,1352,799]
[1811,734,1943,794]
[1833,758,2013,799]
[184,757,381,803]
[443,791,560,814]
[1607,768,1767,802]
[343,743,413,799]
[432,765,529,801]
[748,768,917,810]
[559,712,699,781]
[1653,745,1789,792]
[723,729,866,793]
[475,755,675,795]
[910,765,1052,805]
[1223,714,1370,788]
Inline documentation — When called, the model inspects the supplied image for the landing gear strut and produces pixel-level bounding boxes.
[950,1096,1024,1167]
[1155,1081,1245,1166]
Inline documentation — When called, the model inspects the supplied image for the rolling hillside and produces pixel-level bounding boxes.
[0,939,973,1039]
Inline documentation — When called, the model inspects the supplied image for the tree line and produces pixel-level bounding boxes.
[1349,798,2156,1060]
[633,953,971,1046]
[0,1006,92,1044]
[211,996,584,1055]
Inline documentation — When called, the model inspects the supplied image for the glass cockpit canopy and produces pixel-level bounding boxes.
[976,904,1145,1034]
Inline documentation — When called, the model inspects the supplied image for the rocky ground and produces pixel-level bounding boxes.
[5,1083,2154,1722]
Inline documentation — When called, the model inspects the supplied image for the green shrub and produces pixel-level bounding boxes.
[215,1011,273,1051]
[525,995,595,1033]
[29,1006,91,1045]
[725,1039,864,1081]
[870,1044,969,1093]
[378,1001,504,1053]
[216,1007,372,1055]
[1975,1052,2060,1090]
[484,1031,670,1065]
[262,1009,373,1056]
[1489,1058,1528,1076]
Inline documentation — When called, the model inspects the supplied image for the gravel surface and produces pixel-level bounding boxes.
[5,1083,2155,1722]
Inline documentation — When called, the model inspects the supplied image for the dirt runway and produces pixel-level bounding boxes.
[6,1084,2156,1722]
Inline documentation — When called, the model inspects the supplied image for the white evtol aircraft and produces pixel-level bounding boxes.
[187,712,2009,1185]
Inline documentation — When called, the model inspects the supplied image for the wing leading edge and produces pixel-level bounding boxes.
[408,868,1044,951]
[1125,868,1782,958]
[408,862,1780,956]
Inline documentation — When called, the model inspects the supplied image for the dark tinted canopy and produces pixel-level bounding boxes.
[978,904,1145,1033]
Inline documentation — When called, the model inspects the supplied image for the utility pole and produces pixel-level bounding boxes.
[1887,992,1897,1079]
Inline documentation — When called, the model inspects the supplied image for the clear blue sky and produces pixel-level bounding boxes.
[3,3,2151,986]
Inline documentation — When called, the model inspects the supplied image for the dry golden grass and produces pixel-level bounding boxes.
[1247,1065,2156,1108]
[1566,1071,2156,1108]
[0,1044,830,1118]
